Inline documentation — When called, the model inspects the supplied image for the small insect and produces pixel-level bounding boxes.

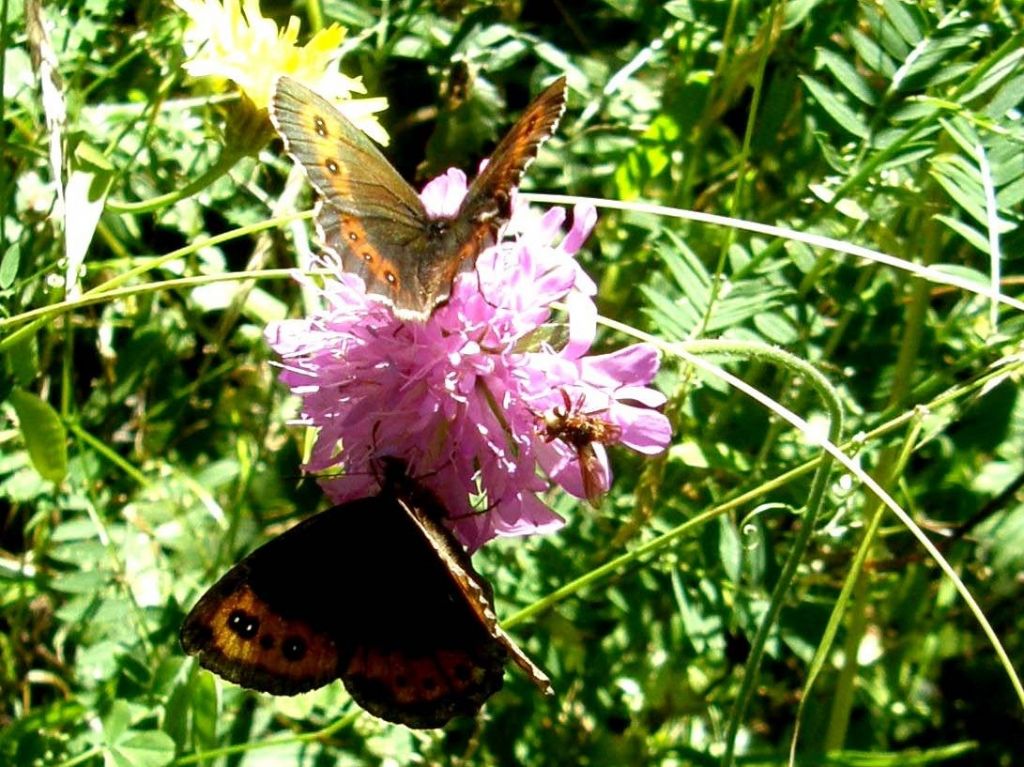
[540,390,622,506]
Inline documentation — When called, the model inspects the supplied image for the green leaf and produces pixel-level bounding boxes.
[987,72,1024,118]
[753,311,799,344]
[321,1,377,28]
[3,331,38,388]
[934,214,990,253]
[800,75,870,138]
[190,671,219,752]
[663,0,694,21]
[849,27,896,77]
[0,241,19,289]
[863,2,911,60]
[718,516,743,584]
[107,731,175,767]
[641,285,697,339]
[893,32,986,94]
[816,48,876,106]
[965,45,1024,104]
[103,701,132,744]
[929,264,991,290]
[102,701,174,767]
[880,0,923,46]
[8,388,68,483]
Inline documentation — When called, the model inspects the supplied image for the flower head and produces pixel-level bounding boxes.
[266,172,672,550]
[175,0,388,143]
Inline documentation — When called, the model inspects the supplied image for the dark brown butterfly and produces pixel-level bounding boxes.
[542,390,622,506]
[269,74,568,320]
[180,458,552,729]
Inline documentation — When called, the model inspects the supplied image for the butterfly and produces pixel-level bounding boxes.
[180,458,553,729]
[269,74,568,321]
[541,390,622,506]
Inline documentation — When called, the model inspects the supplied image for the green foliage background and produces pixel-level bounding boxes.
[2,0,1023,765]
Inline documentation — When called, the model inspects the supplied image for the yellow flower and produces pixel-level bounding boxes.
[175,0,389,144]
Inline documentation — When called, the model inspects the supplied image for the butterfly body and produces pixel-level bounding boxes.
[270,75,568,320]
[181,460,551,728]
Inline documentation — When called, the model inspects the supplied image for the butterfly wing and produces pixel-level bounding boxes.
[578,441,612,507]
[180,492,513,728]
[272,75,567,320]
[410,76,569,317]
[455,76,567,230]
[394,477,554,696]
[270,77,439,318]
[179,502,374,696]
[335,493,509,728]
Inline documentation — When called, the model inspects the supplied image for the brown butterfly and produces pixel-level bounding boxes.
[542,390,622,506]
[180,458,552,729]
[269,74,568,320]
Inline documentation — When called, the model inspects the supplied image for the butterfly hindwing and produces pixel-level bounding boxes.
[334,481,509,728]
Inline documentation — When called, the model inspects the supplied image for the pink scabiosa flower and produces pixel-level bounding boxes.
[266,170,672,550]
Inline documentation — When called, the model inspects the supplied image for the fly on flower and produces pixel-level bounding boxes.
[539,390,623,507]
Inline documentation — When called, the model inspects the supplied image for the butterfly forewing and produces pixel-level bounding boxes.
[459,76,567,226]
[270,77,426,226]
[270,77,435,315]
[270,74,568,321]
[181,467,548,728]
[418,76,568,310]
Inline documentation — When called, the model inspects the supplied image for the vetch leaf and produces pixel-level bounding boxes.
[963,47,1024,104]
[800,75,870,138]
[816,48,876,106]
[934,215,990,253]
[880,0,923,46]
[849,27,896,78]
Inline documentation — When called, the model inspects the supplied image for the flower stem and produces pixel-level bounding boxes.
[666,341,844,767]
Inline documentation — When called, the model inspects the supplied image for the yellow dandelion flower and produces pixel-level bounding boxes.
[175,0,388,144]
